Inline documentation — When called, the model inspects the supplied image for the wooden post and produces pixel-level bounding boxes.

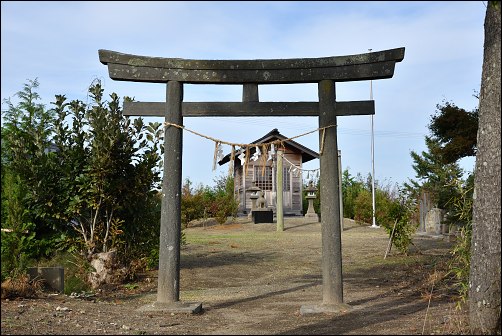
[318,80,343,305]
[157,81,183,304]
[276,149,284,231]
[384,219,398,259]
[242,83,259,102]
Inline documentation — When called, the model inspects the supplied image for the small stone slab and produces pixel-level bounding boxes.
[252,209,274,224]
[27,267,64,293]
[300,302,352,315]
[137,301,202,314]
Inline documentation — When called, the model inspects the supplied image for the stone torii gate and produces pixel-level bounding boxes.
[99,47,405,314]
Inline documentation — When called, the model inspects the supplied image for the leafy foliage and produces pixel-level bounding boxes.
[341,169,364,219]
[2,79,242,282]
[1,78,63,275]
[379,188,418,254]
[1,171,36,279]
[181,174,238,227]
[404,137,464,212]
[429,100,478,164]
[2,80,163,281]
[405,98,477,309]
[46,82,164,263]
[445,178,473,308]
[211,174,239,224]
[449,225,472,308]
[301,166,417,254]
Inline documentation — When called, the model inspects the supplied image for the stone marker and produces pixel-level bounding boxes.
[27,267,64,293]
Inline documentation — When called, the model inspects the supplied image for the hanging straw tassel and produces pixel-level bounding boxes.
[268,143,275,161]
[319,128,327,156]
[261,144,268,176]
[229,145,236,176]
[212,141,219,171]
[244,145,251,177]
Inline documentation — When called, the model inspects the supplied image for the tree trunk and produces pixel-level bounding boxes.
[469,2,501,334]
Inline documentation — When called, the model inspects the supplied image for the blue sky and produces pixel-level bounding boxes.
[1,1,485,188]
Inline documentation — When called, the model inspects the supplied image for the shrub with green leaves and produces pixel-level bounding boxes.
[448,225,471,308]
[379,188,418,255]
[445,177,473,307]
[354,189,373,224]
[341,169,364,219]
[1,171,36,280]
[181,175,238,227]
[2,79,164,280]
[1,79,58,278]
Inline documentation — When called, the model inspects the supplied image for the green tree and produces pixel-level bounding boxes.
[353,188,372,224]
[181,178,206,227]
[429,100,478,164]
[404,137,464,217]
[0,171,36,279]
[341,169,365,219]
[1,78,64,261]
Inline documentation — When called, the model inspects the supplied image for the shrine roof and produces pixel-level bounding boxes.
[218,128,319,165]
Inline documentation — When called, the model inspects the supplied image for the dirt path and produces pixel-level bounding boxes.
[1,218,468,335]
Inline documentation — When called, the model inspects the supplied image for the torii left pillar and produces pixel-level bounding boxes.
[138,81,202,313]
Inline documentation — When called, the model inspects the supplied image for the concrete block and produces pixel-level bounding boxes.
[137,301,203,314]
[27,267,64,293]
[300,302,352,315]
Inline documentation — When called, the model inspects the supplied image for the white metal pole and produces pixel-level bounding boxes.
[338,149,344,231]
[369,49,379,228]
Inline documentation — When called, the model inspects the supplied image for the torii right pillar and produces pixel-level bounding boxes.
[300,80,351,314]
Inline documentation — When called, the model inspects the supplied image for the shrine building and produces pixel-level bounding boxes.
[218,128,319,216]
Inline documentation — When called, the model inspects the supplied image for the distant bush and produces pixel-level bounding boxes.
[181,175,238,227]
[354,189,373,224]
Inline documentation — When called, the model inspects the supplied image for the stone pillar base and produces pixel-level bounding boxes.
[300,302,352,315]
[137,301,202,314]
[304,213,319,222]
